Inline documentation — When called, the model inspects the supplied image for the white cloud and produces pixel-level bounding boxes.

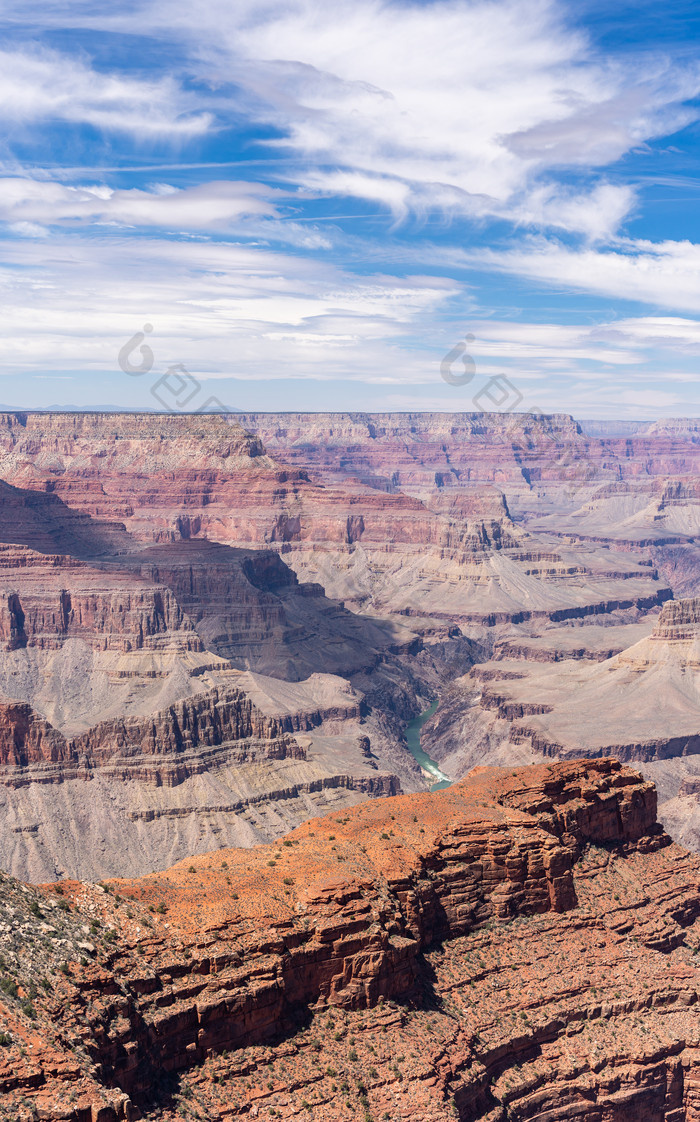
[464,319,642,366]
[0,0,699,419]
[0,228,696,404]
[6,1,698,237]
[0,45,211,136]
[593,316,700,351]
[0,178,281,230]
[8,220,48,237]
[509,183,637,241]
[468,237,700,312]
[136,0,699,236]
[0,234,459,383]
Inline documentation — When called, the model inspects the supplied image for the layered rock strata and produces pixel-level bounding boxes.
[437,596,700,767]
[0,474,424,880]
[0,412,675,626]
[3,760,700,1120]
[1,410,700,873]
[234,411,700,607]
[0,677,406,881]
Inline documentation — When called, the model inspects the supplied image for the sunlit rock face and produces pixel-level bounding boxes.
[4,758,697,1122]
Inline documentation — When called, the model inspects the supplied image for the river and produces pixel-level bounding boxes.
[404,699,451,791]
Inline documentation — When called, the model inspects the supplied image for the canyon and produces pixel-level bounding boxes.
[1,410,700,1117]
[0,411,700,879]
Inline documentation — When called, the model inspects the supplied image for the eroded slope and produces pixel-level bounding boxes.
[0,760,700,1120]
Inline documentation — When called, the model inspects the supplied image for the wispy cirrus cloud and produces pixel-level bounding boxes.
[0,230,695,392]
[139,0,700,237]
[0,0,699,415]
[0,177,281,232]
[0,44,211,136]
[0,233,460,380]
[6,0,700,238]
[467,236,700,313]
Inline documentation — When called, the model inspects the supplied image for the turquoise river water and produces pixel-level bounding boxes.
[403,699,451,791]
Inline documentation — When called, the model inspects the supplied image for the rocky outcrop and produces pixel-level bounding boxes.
[0,540,203,655]
[479,686,553,720]
[0,701,66,766]
[0,759,682,1122]
[77,688,296,762]
[679,777,700,798]
[0,579,200,654]
[0,478,131,559]
[652,595,700,641]
[0,687,299,777]
[509,723,700,765]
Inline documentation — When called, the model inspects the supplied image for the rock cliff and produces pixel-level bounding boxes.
[0,412,674,626]
[0,466,429,881]
[3,760,700,1120]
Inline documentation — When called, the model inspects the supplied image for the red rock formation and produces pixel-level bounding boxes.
[236,410,588,490]
[0,687,302,779]
[2,759,695,1122]
[0,541,203,654]
[0,412,679,633]
[0,701,66,766]
[0,412,489,553]
[234,410,700,496]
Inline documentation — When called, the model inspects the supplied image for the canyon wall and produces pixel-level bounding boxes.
[1,760,700,1121]
[1,411,700,878]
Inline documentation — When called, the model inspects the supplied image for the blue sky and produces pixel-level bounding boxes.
[1,0,700,418]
